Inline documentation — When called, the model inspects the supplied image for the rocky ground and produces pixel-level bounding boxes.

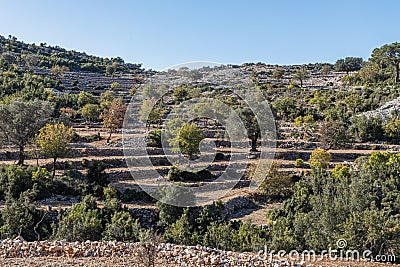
[0,238,397,267]
[362,96,400,121]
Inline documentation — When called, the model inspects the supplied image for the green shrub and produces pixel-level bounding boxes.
[83,160,110,196]
[156,185,195,227]
[203,222,233,250]
[0,165,52,201]
[167,167,214,182]
[294,158,304,168]
[0,199,51,241]
[147,129,162,148]
[54,195,103,241]
[163,209,195,245]
[121,189,154,202]
[103,211,142,242]
[103,185,119,200]
[350,115,384,142]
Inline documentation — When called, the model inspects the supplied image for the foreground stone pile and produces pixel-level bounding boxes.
[0,238,305,267]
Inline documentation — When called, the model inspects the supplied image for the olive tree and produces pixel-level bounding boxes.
[36,123,75,178]
[100,99,127,143]
[0,99,53,165]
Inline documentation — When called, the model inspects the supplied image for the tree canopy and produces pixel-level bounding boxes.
[36,123,75,177]
[0,99,53,164]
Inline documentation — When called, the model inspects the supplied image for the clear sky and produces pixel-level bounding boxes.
[0,0,399,70]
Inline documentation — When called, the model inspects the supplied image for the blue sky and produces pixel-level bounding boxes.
[0,0,399,70]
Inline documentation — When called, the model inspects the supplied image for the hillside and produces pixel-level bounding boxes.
[0,35,143,74]
[0,37,399,266]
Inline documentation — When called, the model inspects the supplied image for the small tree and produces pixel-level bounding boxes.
[60,107,78,120]
[175,123,203,160]
[50,65,69,78]
[0,199,39,241]
[54,195,103,241]
[344,93,362,114]
[321,65,332,77]
[173,86,189,102]
[236,107,260,152]
[156,185,196,227]
[350,115,383,142]
[80,104,100,122]
[99,90,115,108]
[36,123,75,178]
[319,120,348,149]
[163,208,194,245]
[137,230,162,267]
[106,64,117,76]
[77,91,97,108]
[294,68,308,88]
[309,148,331,169]
[272,67,285,81]
[103,211,142,242]
[110,82,120,90]
[273,96,297,120]
[384,116,400,144]
[100,100,127,143]
[0,99,53,165]
[139,99,162,128]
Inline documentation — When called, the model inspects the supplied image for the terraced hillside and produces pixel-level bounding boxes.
[0,64,397,225]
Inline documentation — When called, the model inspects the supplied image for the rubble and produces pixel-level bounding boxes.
[0,238,310,267]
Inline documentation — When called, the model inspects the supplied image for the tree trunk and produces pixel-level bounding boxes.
[250,137,258,152]
[52,157,57,178]
[17,145,24,165]
[107,132,112,143]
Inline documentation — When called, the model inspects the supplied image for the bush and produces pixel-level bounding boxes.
[0,200,51,241]
[156,185,195,227]
[215,152,224,161]
[167,167,214,182]
[147,130,162,148]
[384,115,400,144]
[163,209,195,245]
[82,160,110,196]
[350,115,384,142]
[319,120,349,149]
[51,170,85,196]
[103,185,119,200]
[103,211,142,242]
[173,86,189,102]
[54,195,103,241]
[0,165,52,201]
[309,148,331,169]
[259,163,299,199]
[203,222,233,250]
[121,189,154,203]
[294,158,304,168]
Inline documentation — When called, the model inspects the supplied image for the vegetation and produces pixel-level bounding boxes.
[0,35,143,74]
[1,36,400,263]
[36,123,75,177]
[0,99,53,165]
[175,123,204,160]
[267,152,400,260]
[100,99,126,143]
